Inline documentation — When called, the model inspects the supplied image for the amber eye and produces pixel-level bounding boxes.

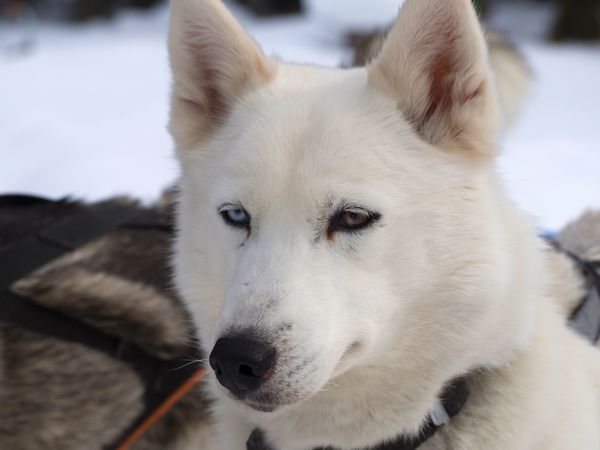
[328,206,380,237]
[341,209,371,228]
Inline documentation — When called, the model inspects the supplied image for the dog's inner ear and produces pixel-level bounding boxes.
[169,0,274,146]
[368,0,499,156]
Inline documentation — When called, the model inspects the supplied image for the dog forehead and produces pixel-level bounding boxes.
[211,65,424,197]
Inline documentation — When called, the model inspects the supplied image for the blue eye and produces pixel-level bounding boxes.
[219,205,250,229]
[226,208,248,223]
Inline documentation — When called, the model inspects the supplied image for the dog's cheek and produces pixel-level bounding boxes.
[337,230,428,347]
[175,197,231,349]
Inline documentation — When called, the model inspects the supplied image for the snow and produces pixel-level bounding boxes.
[499,43,600,231]
[304,0,401,30]
[0,2,599,231]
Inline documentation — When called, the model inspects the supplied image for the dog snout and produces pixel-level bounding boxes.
[209,335,276,397]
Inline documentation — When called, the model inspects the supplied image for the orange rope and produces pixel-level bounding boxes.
[116,367,208,450]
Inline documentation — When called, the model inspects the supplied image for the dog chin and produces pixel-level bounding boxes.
[235,388,316,414]
[244,400,282,413]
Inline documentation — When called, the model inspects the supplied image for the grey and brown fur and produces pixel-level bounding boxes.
[549,211,600,316]
[0,194,212,450]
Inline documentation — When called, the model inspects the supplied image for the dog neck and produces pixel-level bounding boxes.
[247,378,470,450]
[248,356,478,450]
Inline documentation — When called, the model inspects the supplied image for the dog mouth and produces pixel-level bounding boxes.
[330,340,365,376]
[239,341,366,413]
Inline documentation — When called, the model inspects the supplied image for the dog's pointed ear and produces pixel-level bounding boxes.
[169,0,274,146]
[368,0,499,156]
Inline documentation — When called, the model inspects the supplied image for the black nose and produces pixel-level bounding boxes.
[209,336,276,397]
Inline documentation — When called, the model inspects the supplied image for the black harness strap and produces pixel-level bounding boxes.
[1,288,202,450]
[0,195,201,450]
[551,243,600,344]
[568,260,600,344]
[1,291,155,382]
[0,197,145,364]
[0,198,141,287]
[0,196,169,385]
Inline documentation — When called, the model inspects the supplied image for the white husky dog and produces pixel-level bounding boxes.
[168,0,600,448]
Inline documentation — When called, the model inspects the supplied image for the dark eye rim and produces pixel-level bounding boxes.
[327,205,381,236]
[218,204,251,230]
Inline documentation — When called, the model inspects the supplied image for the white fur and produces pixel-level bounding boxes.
[168,0,600,448]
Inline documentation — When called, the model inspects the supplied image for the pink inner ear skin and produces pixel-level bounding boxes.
[420,35,487,144]
[367,0,497,154]
[169,0,275,144]
[182,26,232,121]
[421,43,459,130]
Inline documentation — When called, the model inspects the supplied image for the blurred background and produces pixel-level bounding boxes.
[0,0,599,231]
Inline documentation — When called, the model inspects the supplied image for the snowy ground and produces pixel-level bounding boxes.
[0,1,599,231]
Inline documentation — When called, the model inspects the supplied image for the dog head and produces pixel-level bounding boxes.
[169,0,538,415]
